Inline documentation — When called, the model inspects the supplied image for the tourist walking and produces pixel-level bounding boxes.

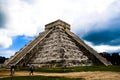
[29,65,34,75]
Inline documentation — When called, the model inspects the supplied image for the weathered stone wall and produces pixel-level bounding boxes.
[29,27,93,67]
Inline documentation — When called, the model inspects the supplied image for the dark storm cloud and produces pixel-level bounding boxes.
[0,0,6,28]
[0,11,6,28]
[82,16,120,46]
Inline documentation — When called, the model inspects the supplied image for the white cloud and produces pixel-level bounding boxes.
[0,29,12,48]
[85,41,120,53]
[70,0,120,35]
[0,49,15,58]
[0,0,120,56]
[5,0,120,36]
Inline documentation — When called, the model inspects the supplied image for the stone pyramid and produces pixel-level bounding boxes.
[5,20,112,67]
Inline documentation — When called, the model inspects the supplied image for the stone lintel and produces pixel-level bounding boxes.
[45,19,70,31]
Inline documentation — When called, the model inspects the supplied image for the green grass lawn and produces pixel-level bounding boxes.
[17,65,120,73]
[0,76,84,80]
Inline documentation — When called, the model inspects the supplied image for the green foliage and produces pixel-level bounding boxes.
[17,65,120,73]
[0,76,84,80]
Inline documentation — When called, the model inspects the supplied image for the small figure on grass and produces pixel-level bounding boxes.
[29,65,34,75]
[10,64,15,76]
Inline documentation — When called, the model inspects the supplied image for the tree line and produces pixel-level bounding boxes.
[0,56,6,64]
[99,52,120,65]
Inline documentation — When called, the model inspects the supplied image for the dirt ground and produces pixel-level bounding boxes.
[0,71,120,80]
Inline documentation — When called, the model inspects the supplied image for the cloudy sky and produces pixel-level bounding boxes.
[0,0,120,58]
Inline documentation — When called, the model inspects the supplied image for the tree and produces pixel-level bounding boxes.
[0,56,6,63]
[111,53,120,65]
[99,52,111,62]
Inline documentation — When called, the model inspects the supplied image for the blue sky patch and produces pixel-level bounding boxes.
[8,35,34,51]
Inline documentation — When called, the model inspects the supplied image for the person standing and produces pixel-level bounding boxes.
[29,65,34,75]
[10,64,15,76]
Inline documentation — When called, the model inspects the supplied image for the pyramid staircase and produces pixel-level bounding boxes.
[4,30,53,67]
